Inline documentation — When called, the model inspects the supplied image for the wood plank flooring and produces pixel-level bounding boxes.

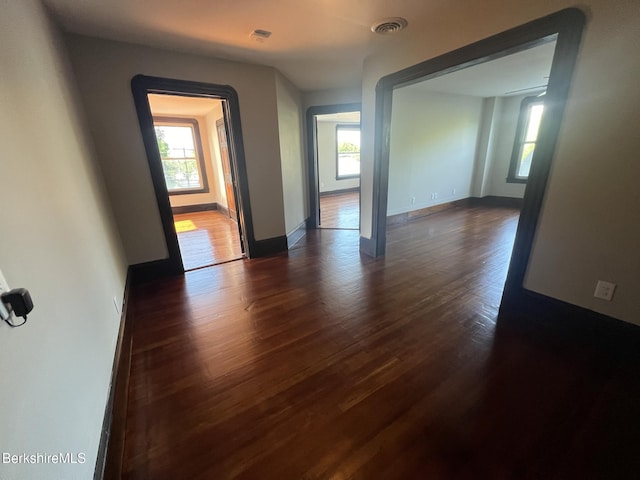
[320,191,359,229]
[123,205,640,479]
[174,210,243,270]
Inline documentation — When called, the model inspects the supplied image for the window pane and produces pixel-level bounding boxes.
[154,125,202,190]
[337,127,360,177]
[518,142,536,177]
[525,104,544,142]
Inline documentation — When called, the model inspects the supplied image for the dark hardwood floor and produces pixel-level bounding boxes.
[174,210,243,270]
[320,191,359,229]
[122,205,640,479]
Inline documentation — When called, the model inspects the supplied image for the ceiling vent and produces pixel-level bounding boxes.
[250,29,272,42]
[371,17,408,35]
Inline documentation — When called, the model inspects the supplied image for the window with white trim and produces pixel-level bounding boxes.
[336,125,361,179]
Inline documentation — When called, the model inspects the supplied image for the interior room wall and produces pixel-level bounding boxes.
[387,89,483,216]
[317,120,361,194]
[360,0,640,324]
[275,72,307,235]
[486,94,529,198]
[0,2,128,478]
[64,34,286,264]
[302,87,362,112]
[204,104,228,210]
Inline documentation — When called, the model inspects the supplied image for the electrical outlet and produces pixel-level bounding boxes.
[434,192,438,199]
[410,196,416,205]
[594,280,616,301]
[452,188,457,196]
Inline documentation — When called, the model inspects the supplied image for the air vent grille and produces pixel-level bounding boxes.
[250,29,272,42]
[371,17,408,35]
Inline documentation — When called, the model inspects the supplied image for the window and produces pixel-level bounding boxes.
[508,96,545,183]
[336,125,361,179]
[153,117,208,194]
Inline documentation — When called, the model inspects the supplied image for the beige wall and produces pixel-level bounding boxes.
[360,0,640,324]
[205,104,228,210]
[0,1,128,478]
[275,73,307,234]
[303,87,362,112]
[388,89,483,215]
[64,34,286,264]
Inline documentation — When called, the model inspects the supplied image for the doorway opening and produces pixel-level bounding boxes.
[370,9,585,313]
[384,39,557,305]
[132,76,256,274]
[306,104,361,231]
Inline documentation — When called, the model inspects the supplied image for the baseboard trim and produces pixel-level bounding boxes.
[252,235,288,258]
[287,219,308,248]
[387,198,470,225]
[359,236,376,257]
[171,202,218,215]
[217,204,230,218]
[319,187,360,197]
[470,195,524,209]
[499,288,640,355]
[94,272,133,480]
[129,258,178,284]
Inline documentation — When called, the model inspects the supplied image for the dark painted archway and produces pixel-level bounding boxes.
[131,75,255,274]
[368,8,585,312]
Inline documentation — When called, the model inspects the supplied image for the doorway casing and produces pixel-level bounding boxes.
[367,8,585,314]
[131,75,255,274]
[306,103,362,229]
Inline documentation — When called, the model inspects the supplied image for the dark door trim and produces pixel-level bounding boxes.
[306,103,361,229]
[369,8,585,305]
[131,75,255,273]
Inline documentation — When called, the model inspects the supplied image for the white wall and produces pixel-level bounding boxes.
[360,0,640,324]
[486,95,529,198]
[204,104,228,210]
[317,121,361,193]
[275,73,307,234]
[0,2,128,479]
[387,89,483,215]
[64,34,286,264]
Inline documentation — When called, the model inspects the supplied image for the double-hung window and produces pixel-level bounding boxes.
[153,117,208,194]
[336,125,361,179]
[508,96,545,183]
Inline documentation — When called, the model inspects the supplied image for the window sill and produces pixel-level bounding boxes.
[168,187,210,196]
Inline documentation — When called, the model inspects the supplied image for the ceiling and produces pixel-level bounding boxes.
[43,0,437,92]
[148,94,221,117]
[316,111,361,123]
[405,40,556,98]
[43,1,556,95]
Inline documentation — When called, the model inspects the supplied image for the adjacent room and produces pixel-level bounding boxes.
[147,94,244,269]
[384,41,556,303]
[315,111,361,230]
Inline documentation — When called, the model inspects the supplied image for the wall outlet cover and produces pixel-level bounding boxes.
[594,280,616,301]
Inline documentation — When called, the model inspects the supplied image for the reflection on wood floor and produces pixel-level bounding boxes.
[174,210,243,270]
[320,190,359,229]
[122,204,640,479]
